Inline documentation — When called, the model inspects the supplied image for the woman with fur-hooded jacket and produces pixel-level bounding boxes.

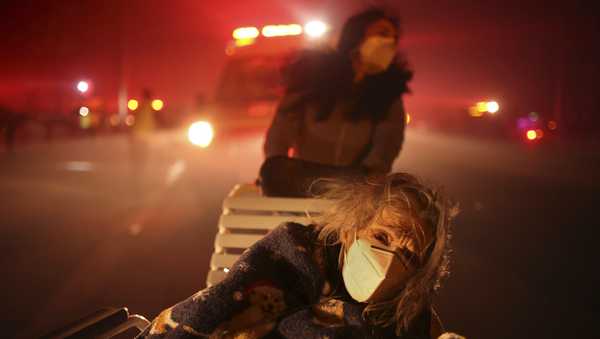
[264,7,413,175]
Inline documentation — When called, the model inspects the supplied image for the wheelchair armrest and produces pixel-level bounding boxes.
[100,314,151,338]
[43,307,150,339]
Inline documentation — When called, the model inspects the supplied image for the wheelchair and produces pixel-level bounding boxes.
[45,183,329,338]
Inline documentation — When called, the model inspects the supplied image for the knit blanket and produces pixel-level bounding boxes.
[137,222,432,339]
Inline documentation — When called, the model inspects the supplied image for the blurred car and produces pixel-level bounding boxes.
[463,100,559,144]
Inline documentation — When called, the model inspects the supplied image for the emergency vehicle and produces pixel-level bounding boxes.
[187,21,332,147]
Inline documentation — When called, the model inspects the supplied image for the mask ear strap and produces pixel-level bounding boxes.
[419,239,435,265]
[345,230,359,258]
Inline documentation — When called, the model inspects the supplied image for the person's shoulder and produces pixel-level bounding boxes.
[283,49,343,91]
[256,222,317,251]
[289,49,338,69]
[271,222,317,241]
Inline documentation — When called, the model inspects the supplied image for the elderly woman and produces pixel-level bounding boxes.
[138,173,458,338]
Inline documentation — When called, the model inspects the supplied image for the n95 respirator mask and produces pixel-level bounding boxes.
[359,36,396,74]
[342,235,415,303]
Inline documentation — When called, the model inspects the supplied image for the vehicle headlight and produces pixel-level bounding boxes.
[188,121,214,148]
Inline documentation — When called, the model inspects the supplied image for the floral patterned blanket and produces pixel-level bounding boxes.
[137,222,432,339]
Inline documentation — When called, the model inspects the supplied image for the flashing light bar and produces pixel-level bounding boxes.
[304,20,328,38]
[232,21,327,43]
[232,27,260,40]
[261,24,303,37]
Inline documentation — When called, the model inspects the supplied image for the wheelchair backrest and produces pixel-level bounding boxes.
[207,183,330,286]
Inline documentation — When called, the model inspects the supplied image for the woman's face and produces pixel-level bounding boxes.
[356,207,433,269]
[363,18,397,42]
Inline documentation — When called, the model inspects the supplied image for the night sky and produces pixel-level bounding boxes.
[1,0,598,131]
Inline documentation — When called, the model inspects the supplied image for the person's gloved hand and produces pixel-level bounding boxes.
[259,156,367,198]
[358,163,389,176]
[438,332,466,339]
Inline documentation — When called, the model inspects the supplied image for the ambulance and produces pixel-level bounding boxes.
[187,20,332,147]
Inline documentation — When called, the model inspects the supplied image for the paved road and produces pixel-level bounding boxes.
[1,128,599,338]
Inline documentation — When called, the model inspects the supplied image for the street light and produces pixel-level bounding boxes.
[486,101,500,114]
[127,99,139,111]
[151,99,164,111]
[76,80,89,93]
[188,121,214,148]
[78,106,90,117]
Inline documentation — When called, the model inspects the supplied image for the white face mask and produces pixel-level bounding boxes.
[342,234,414,303]
[358,36,396,74]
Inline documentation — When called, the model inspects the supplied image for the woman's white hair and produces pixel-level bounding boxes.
[311,172,458,335]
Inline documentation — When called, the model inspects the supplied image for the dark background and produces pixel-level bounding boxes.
[1,0,598,134]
